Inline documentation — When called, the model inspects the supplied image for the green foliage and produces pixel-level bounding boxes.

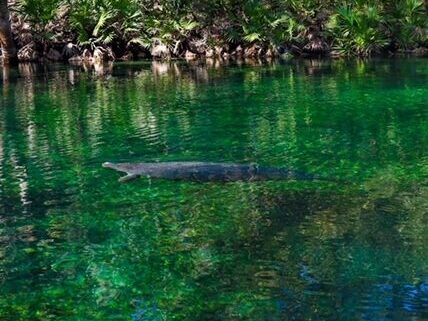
[145,16,199,52]
[67,0,146,48]
[240,2,304,46]
[386,0,427,49]
[327,3,389,56]
[14,0,63,42]
[12,0,428,55]
[15,0,61,26]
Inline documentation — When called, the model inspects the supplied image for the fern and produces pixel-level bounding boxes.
[93,11,113,37]
[243,32,263,42]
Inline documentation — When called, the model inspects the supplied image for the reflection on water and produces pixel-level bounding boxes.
[0,58,427,321]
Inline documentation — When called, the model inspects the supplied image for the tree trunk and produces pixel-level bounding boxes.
[0,0,16,64]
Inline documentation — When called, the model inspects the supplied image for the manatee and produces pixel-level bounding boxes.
[102,161,329,183]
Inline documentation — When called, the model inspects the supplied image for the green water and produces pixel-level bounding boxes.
[0,58,427,321]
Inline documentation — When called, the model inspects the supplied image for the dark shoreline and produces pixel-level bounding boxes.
[2,47,427,67]
[1,55,427,84]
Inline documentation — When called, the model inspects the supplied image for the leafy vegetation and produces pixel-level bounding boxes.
[2,0,428,59]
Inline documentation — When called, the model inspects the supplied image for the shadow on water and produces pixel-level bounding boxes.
[0,58,427,320]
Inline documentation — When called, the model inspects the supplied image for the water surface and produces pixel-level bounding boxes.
[0,58,427,321]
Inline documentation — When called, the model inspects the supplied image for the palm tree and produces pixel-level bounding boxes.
[0,0,16,63]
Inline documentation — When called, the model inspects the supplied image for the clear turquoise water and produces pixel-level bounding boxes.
[0,58,427,320]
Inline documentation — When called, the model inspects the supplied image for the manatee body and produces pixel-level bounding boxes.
[102,161,323,183]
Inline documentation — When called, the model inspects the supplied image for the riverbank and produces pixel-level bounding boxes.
[3,41,428,65]
[1,56,427,84]
[0,42,428,67]
[1,0,426,64]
